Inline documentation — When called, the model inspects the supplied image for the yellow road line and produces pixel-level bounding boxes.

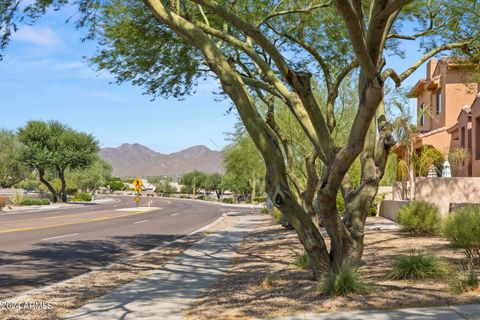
[1,209,126,224]
[0,210,151,234]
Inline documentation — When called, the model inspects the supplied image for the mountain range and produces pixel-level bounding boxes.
[99,143,224,177]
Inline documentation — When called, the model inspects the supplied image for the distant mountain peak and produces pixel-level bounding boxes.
[99,143,224,177]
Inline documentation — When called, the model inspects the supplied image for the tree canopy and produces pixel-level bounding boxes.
[17,120,99,202]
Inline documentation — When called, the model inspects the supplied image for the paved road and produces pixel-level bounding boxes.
[0,196,247,299]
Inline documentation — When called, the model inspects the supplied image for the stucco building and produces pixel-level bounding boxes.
[395,57,480,177]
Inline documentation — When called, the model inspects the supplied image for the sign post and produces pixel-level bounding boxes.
[133,178,143,207]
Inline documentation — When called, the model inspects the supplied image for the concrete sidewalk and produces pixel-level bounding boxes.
[63,213,265,320]
[269,304,480,319]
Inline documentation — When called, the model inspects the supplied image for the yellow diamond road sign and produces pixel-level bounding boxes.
[133,178,143,189]
[134,196,141,204]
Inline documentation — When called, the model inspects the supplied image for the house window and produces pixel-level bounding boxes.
[420,102,425,126]
[436,90,442,114]
[461,126,466,148]
[476,117,480,160]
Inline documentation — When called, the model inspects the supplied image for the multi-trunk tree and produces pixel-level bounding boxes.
[17,121,99,202]
[1,0,479,276]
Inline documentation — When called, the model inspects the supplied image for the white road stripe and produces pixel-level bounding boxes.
[171,213,178,216]
[42,233,79,241]
[134,220,149,224]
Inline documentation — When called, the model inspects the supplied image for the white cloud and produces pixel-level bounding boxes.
[13,26,63,47]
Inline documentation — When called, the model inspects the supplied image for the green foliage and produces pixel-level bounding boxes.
[0,130,27,188]
[17,120,99,202]
[413,145,445,177]
[10,192,24,206]
[450,270,479,293]
[222,198,234,204]
[270,207,292,229]
[320,264,370,297]
[21,198,51,206]
[448,147,470,169]
[203,173,224,198]
[254,196,266,203]
[149,176,176,195]
[387,253,450,280]
[223,133,264,201]
[443,206,480,263]
[73,192,92,202]
[108,178,126,191]
[397,201,441,235]
[69,157,112,192]
[380,154,398,186]
[292,251,310,270]
[180,170,207,194]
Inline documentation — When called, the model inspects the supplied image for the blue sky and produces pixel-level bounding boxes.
[0,6,425,153]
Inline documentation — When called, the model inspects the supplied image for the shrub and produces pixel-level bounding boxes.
[270,208,292,229]
[74,192,92,202]
[254,196,266,203]
[222,198,234,204]
[320,264,370,296]
[387,252,450,280]
[443,206,480,263]
[0,197,6,211]
[10,192,24,206]
[292,251,310,270]
[260,272,280,289]
[450,270,479,293]
[397,201,441,235]
[20,198,50,206]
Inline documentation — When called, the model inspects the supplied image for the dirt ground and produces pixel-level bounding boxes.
[185,216,480,319]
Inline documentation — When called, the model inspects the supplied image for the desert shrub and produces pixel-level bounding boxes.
[443,206,480,263]
[222,198,234,204]
[450,269,479,293]
[254,196,266,203]
[397,201,441,235]
[270,208,292,229]
[0,197,6,210]
[74,192,92,202]
[292,251,310,270]
[260,272,280,289]
[387,252,449,280]
[10,192,24,206]
[20,198,49,206]
[320,264,370,296]
[21,198,31,205]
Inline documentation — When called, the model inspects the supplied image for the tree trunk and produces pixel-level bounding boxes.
[58,169,68,203]
[250,178,256,203]
[38,170,58,203]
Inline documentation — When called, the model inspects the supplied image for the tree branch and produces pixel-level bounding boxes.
[256,1,332,28]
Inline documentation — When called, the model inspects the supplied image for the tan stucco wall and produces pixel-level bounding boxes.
[414,177,480,213]
[379,200,411,222]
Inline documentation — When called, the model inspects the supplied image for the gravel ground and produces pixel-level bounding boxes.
[0,216,237,320]
[185,216,480,319]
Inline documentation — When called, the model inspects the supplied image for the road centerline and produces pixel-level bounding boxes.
[134,220,149,224]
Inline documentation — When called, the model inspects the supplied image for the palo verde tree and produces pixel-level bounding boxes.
[0,129,27,188]
[2,0,480,277]
[17,121,98,202]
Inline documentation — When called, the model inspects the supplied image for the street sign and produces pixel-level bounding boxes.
[134,196,141,204]
[133,178,143,189]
